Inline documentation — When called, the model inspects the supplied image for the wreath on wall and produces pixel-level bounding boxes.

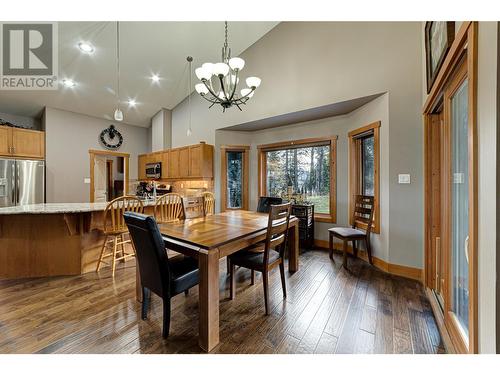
[99,125,123,150]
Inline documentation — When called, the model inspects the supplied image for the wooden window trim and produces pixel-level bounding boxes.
[220,145,250,212]
[257,136,337,223]
[423,21,478,354]
[348,121,380,234]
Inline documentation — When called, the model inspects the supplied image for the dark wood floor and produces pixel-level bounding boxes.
[0,249,445,354]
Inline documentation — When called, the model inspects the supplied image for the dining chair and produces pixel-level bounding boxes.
[256,196,283,213]
[96,195,144,277]
[183,196,206,219]
[228,202,292,315]
[328,195,375,269]
[124,212,199,338]
[201,191,215,215]
[154,193,185,223]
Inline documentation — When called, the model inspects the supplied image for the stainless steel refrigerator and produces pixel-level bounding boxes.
[0,159,45,208]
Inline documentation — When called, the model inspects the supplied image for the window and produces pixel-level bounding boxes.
[348,122,380,233]
[221,145,249,211]
[258,137,337,222]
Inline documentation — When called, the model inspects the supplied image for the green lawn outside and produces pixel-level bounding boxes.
[306,195,329,214]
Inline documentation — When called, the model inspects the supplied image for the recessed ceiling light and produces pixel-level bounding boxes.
[62,79,76,88]
[151,74,160,83]
[128,99,137,107]
[78,42,94,54]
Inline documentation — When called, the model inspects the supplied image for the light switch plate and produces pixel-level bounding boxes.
[84,178,91,184]
[398,174,411,184]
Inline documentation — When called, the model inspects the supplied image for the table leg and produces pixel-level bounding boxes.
[198,249,220,352]
[288,224,299,272]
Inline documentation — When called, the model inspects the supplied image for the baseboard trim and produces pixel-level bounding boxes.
[314,239,423,282]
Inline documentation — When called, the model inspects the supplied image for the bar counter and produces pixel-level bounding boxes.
[0,202,155,280]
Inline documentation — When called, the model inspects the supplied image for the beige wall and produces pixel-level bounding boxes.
[216,94,391,262]
[44,107,149,203]
[173,22,423,269]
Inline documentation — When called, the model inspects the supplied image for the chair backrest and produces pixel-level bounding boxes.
[263,202,292,265]
[154,193,185,223]
[123,212,171,298]
[352,195,375,235]
[103,195,144,234]
[257,196,283,213]
[184,196,206,219]
[201,192,215,215]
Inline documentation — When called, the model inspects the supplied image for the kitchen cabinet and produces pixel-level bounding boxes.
[138,142,213,180]
[0,126,45,159]
[179,147,190,178]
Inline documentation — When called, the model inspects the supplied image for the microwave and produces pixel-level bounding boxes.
[145,162,161,179]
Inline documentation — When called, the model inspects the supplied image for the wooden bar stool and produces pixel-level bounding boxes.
[201,191,215,215]
[154,193,185,223]
[96,195,144,277]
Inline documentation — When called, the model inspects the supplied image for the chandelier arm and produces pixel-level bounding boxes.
[200,94,220,104]
[218,75,228,100]
[235,87,256,102]
[228,69,239,101]
[234,102,243,111]
[202,80,222,102]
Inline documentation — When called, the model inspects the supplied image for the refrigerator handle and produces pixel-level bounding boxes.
[16,163,20,205]
[11,162,16,205]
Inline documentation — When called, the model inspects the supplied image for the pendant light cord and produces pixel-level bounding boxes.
[116,21,120,107]
[187,56,193,136]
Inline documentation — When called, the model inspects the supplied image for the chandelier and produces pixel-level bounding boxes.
[194,21,261,112]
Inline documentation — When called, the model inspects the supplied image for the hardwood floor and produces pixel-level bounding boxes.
[0,249,445,354]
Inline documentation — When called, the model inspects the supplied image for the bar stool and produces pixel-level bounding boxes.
[201,191,215,215]
[96,195,144,277]
[154,193,185,223]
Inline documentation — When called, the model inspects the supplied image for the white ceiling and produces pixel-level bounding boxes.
[0,21,279,127]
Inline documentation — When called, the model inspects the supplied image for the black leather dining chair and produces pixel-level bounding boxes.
[256,196,283,213]
[124,211,199,338]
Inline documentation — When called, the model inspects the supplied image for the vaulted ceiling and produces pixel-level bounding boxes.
[0,21,279,127]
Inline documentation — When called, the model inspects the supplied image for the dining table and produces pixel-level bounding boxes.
[135,210,299,352]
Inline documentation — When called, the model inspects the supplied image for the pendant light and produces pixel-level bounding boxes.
[187,56,193,137]
[113,21,123,122]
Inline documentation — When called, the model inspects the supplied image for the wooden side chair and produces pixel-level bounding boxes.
[96,195,144,277]
[201,191,215,215]
[228,202,292,315]
[154,193,185,223]
[328,195,375,269]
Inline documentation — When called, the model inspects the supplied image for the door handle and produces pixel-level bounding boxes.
[464,235,469,264]
[11,163,16,205]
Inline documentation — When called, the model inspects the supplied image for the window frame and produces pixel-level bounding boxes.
[220,145,250,211]
[257,136,337,223]
[348,121,380,233]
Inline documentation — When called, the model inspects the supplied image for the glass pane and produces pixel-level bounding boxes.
[226,151,243,209]
[361,136,375,196]
[451,78,469,340]
[266,145,330,214]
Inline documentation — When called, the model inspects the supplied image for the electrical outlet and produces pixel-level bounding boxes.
[398,174,411,184]
[84,178,91,184]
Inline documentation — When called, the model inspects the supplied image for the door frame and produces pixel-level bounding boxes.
[220,145,250,212]
[89,149,130,203]
[423,22,478,353]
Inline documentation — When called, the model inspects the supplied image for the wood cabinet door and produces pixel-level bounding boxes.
[189,145,202,177]
[11,128,44,158]
[138,154,147,180]
[179,147,190,178]
[169,149,179,178]
[0,127,11,156]
[160,151,169,179]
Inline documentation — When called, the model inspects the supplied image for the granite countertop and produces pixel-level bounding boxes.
[0,200,157,215]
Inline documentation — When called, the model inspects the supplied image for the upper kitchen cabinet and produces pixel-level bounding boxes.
[138,142,214,180]
[0,126,45,159]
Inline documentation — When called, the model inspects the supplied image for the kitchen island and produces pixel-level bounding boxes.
[0,202,155,279]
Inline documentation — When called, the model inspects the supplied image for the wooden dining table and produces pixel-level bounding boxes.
[135,210,299,352]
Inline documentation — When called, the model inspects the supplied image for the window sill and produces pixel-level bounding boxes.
[314,214,336,223]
